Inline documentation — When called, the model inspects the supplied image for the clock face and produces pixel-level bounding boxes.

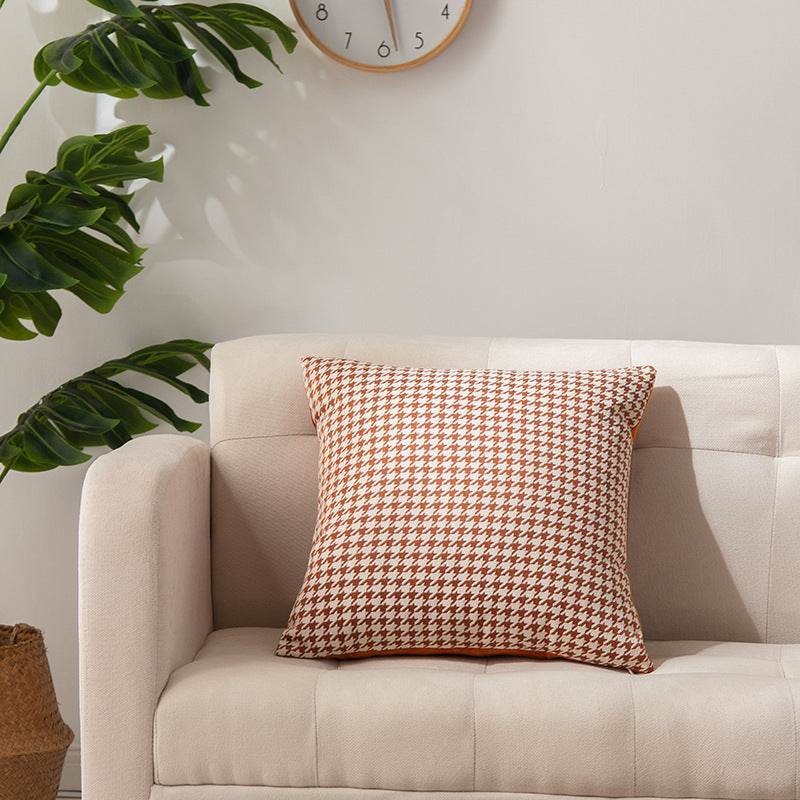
[289,0,472,73]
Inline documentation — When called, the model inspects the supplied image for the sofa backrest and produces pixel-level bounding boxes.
[209,334,800,644]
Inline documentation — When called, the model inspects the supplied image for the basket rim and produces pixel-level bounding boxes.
[0,623,43,649]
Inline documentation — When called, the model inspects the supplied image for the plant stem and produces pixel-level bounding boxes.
[0,0,7,11]
[0,69,58,158]
[0,457,17,485]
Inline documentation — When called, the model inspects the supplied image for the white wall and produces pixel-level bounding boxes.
[3,0,800,792]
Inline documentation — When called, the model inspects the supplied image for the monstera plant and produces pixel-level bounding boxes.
[0,0,296,484]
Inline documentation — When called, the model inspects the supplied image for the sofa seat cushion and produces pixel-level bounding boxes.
[154,628,800,799]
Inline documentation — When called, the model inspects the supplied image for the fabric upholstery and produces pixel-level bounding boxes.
[627,448,776,642]
[277,357,654,671]
[151,790,755,800]
[209,336,800,644]
[154,628,800,799]
[79,435,212,800]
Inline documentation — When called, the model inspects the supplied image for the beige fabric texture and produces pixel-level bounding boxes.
[155,628,800,799]
[149,791,746,800]
[79,435,212,800]
[209,336,800,643]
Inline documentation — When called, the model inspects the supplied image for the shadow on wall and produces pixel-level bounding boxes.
[109,56,347,274]
[102,43,358,337]
[627,386,761,643]
[108,45,389,276]
[107,0,502,275]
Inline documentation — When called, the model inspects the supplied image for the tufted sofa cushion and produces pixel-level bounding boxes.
[154,628,800,799]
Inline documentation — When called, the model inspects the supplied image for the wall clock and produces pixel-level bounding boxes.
[289,0,473,73]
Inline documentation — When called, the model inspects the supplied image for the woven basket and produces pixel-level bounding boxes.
[0,624,74,800]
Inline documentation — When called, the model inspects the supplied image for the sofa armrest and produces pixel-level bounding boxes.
[79,434,212,800]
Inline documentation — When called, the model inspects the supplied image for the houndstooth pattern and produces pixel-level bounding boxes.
[276,357,656,673]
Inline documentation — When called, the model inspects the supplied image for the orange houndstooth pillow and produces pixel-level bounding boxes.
[276,357,656,673]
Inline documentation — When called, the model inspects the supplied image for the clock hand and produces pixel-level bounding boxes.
[383,0,399,50]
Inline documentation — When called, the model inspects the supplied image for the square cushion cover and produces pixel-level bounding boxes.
[276,357,656,673]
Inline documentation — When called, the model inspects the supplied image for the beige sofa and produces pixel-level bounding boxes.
[78,334,800,800]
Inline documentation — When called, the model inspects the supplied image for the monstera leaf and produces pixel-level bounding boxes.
[34,2,297,106]
[0,339,212,481]
[0,125,161,340]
